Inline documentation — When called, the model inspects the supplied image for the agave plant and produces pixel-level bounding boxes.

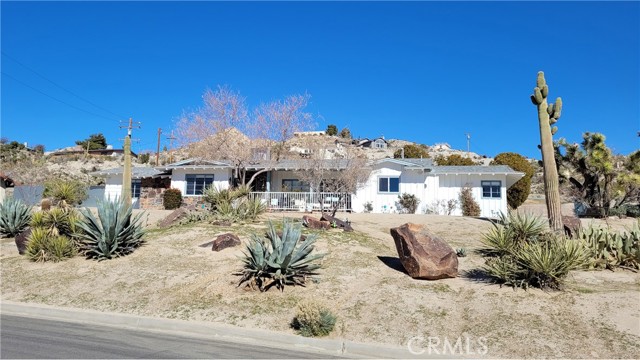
[237,220,324,292]
[77,199,145,260]
[0,197,32,237]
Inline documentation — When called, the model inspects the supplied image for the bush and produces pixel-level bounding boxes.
[397,193,420,214]
[478,213,590,289]
[459,186,480,216]
[434,154,476,166]
[394,144,429,159]
[237,220,324,292]
[43,179,88,206]
[0,197,31,237]
[626,205,640,218]
[163,188,182,210]
[491,153,535,209]
[204,185,265,222]
[78,199,145,260]
[25,227,76,262]
[291,300,337,337]
[30,207,83,246]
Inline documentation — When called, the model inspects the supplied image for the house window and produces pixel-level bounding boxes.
[132,179,141,198]
[185,174,214,195]
[282,179,309,192]
[482,180,501,198]
[378,176,400,193]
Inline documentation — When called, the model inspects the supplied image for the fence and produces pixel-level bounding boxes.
[249,192,352,212]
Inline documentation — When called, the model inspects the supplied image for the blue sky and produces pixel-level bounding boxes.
[2,1,638,159]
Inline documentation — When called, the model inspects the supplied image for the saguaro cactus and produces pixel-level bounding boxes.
[531,71,563,232]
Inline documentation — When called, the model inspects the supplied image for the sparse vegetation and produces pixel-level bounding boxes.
[434,154,477,166]
[24,207,82,262]
[393,144,429,159]
[492,152,535,209]
[575,224,640,270]
[459,186,481,216]
[163,188,182,210]
[43,178,88,206]
[291,300,337,337]
[77,200,146,260]
[397,193,420,214]
[203,185,264,222]
[237,220,324,291]
[0,197,31,237]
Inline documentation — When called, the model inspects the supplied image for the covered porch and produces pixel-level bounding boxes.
[248,191,352,212]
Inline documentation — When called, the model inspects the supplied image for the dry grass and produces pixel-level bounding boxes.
[1,212,639,358]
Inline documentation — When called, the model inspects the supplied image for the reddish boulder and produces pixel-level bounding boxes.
[390,223,458,280]
[302,215,330,230]
[211,233,241,252]
[15,228,31,255]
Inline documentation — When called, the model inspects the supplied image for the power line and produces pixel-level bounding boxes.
[2,71,117,122]
[1,51,125,120]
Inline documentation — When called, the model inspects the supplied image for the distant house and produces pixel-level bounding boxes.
[93,157,523,217]
[432,143,452,151]
[47,145,137,158]
[355,137,388,149]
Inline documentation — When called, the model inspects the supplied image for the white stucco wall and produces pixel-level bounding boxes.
[170,168,231,196]
[433,173,508,217]
[105,176,123,201]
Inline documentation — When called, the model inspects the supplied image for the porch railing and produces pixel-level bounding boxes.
[249,192,352,212]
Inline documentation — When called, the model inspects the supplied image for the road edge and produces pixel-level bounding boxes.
[1,300,419,359]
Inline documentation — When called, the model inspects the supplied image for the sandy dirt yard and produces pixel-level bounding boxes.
[1,211,639,358]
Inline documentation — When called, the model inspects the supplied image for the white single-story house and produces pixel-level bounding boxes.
[92,157,523,217]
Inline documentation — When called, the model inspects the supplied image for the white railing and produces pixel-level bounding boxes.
[249,192,352,212]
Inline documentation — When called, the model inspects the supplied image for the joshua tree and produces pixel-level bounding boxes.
[530,72,563,232]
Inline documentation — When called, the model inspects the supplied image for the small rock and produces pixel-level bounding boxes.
[390,223,458,280]
[211,233,241,252]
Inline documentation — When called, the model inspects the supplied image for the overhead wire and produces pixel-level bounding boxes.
[1,51,126,120]
[2,71,118,122]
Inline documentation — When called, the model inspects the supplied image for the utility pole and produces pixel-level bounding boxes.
[120,118,140,206]
[156,128,162,166]
[465,133,471,157]
[166,131,177,163]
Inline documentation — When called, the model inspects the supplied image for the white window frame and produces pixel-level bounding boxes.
[131,179,141,199]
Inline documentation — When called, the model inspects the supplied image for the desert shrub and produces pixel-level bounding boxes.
[291,300,337,337]
[478,213,590,289]
[429,199,458,215]
[363,201,373,213]
[575,225,640,270]
[459,186,480,216]
[138,153,150,164]
[204,185,265,222]
[25,227,76,262]
[163,188,182,210]
[491,152,535,209]
[434,154,477,166]
[0,197,31,237]
[237,220,324,292]
[456,248,468,257]
[78,199,145,260]
[626,205,640,218]
[43,178,88,206]
[179,210,212,225]
[393,144,429,159]
[30,208,83,244]
[397,193,420,214]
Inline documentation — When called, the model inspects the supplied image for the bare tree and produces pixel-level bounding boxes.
[254,93,315,160]
[176,87,316,187]
[295,142,370,216]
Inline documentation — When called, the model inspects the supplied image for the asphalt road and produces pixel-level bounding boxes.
[0,314,339,359]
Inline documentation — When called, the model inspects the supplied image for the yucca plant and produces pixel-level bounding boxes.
[77,199,145,260]
[479,226,516,257]
[0,197,31,237]
[25,228,76,262]
[498,212,547,242]
[237,220,324,292]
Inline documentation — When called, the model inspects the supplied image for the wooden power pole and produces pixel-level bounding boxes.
[156,128,162,166]
[166,131,177,163]
[120,118,140,206]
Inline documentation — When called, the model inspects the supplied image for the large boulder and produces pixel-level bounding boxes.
[211,233,241,252]
[302,215,330,230]
[389,223,458,280]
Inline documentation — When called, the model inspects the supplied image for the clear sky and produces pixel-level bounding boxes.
[1,1,638,159]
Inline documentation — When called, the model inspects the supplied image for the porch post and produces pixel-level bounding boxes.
[266,171,271,192]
